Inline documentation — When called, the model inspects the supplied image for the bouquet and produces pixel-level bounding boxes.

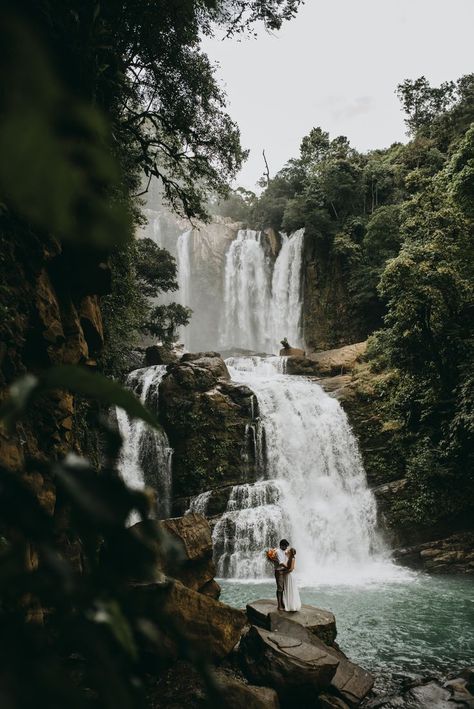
[266,548,278,563]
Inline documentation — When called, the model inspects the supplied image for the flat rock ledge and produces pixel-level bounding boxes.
[243,600,374,707]
[247,599,337,646]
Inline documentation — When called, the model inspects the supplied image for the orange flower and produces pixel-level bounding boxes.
[266,548,278,562]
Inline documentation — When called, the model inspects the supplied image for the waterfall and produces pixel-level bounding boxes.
[218,229,304,353]
[213,356,393,584]
[177,229,192,348]
[116,366,173,520]
[270,229,304,351]
[220,229,271,352]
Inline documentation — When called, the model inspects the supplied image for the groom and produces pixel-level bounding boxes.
[275,539,289,611]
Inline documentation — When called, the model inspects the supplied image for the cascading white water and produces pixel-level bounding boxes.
[270,229,304,350]
[220,230,271,352]
[177,229,192,348]
[116,366,173,520]
[213,356,397,585]
[219,229,304,353]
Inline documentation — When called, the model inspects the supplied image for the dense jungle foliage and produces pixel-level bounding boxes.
[230,75,474,529]
[0,2,302,707]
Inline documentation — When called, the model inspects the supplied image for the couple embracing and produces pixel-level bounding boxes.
[268,538,301,612]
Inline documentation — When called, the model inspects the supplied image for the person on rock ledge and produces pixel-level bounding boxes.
[274,539,289,611]
[280,337,290,350]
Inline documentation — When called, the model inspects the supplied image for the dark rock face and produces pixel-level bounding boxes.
[266,615,373,707]
[246,599,337,647]
[145,344,179,366]
[245,604,373,707]
[393,532,474,575]
[239,625,339,700]
[302,245,370,352]
[133,580,246,661]
[0,229,108,550]
[131,514,220,597]
[146,660,280,709]
[159,354,259,506]
[365,669,474,708]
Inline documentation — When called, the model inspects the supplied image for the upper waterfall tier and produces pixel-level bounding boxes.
[219,229,304,354]
[176,226,305,354]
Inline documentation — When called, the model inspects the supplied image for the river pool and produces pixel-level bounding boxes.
[220,572,474,693]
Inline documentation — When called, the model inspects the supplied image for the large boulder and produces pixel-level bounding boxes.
[260,613,373,706]
[239,625,339,700]
[146,659,279,709]
[145,344,179,366]
[159,354,259,505]
[217,672,280,709]
[131,514,220,597]
[365,675,474,708]
[306,342,367,377]
[247,599,337,646]
[134,580,246,661]
[393,532,474,575]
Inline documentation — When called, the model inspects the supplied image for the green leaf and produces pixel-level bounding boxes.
[89,600,138,660]
[0,365,160,431]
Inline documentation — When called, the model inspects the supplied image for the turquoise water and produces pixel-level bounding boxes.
[220,573,474,692]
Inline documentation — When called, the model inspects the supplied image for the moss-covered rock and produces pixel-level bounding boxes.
[159,353,259,507]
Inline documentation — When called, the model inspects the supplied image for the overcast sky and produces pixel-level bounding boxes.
[202,0,474,189]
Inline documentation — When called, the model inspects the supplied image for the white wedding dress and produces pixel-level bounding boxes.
[283,567,301,612]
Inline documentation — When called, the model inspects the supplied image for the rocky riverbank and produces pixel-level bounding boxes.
[138,512,474,708]
[283,341,474,575]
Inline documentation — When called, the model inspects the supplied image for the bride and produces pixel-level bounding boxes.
[283,547,301,612]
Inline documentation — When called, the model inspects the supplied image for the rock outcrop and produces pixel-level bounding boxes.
[393,532,474,575]
[133,580,246,661]
[0,230,108,518]
[242,600,374,707]
[146,660,280,709]
[239,625,340,699]
[159,353,258,511]
[246,599,337,646]
[365,668,474,708]
[131,513,220,597]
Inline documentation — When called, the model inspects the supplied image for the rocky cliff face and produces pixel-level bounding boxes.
[302,240,365,351]
[158,353,258,513]
[0,228,106,477]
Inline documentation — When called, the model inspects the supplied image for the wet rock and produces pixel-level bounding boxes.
[134,580,246,661]
[217,672,280,708]
[365,677,473,708]
[199,578,222,600]
[280,347,306,358]
[145,344,179,366]
[146,660,279,709]
[239,625,339,699]
[35,269,65,357]
[131,514,217,596]
[318,695,351,708]
[306,342,367,377]
[266,614,373,706]
[247,600,337,645]
[79,295,104,355]
[160,354,258,502]
[285,356,324,376]
[393,532,474,575]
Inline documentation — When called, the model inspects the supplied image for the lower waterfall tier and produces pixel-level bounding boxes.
[189,356,401,584]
